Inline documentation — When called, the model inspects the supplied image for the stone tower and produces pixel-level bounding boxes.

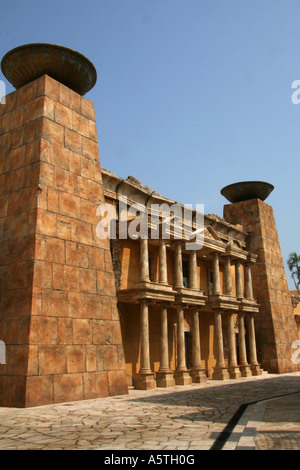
[0,44,128,406]
[222,182,300,374]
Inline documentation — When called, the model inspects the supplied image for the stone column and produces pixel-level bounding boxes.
[212,311,229,380]
[248,313,262,375]
[156,305,175,387]
[135,301,156,389]
[224,256,233,296]
[174,306,192,385]
[190,308,207,383]
[159,239,168,284]
[238,314,252,377]
[174,242,184,289]
[189,250,198,289]
[235,260,243,299]
[227,313,241,379]
[213,253,221,295]
[140,238,150,282]
[244,262,254,300]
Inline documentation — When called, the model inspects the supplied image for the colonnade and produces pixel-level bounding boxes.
[137,300,207,389]
[134,238,261,390]
[213,310,261,380]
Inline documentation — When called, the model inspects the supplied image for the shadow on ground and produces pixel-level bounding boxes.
[128,375,300,425]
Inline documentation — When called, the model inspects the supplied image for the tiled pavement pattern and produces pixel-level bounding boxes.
[0,372,299,450]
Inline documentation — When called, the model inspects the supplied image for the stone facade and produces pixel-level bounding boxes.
[0,64,299,406]
[101,169,298,389]
[0,75,127,407]
[224,199,299,373]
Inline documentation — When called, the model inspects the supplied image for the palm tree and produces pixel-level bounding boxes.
[287,252,300,293]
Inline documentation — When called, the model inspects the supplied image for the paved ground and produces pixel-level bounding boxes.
[0,372,299,452]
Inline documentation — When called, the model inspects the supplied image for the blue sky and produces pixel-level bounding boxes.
[0,0,299,288]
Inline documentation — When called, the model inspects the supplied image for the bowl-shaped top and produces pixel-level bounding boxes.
[1,43,97,95]
[220,181,274,203]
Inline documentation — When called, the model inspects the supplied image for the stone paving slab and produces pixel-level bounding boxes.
[0,372,299,451]
[233,392,300,450]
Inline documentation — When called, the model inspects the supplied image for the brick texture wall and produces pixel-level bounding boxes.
[224,198,300,373]
[0,75,128,406]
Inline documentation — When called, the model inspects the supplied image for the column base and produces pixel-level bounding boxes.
[174,370,192,386]
[212,366,230,380]
[134,372,156,390]
[228,365,242,379]
[156,371,175,388]
[250,364,263,376]
[239,364,252,377]
[190,368,207,383]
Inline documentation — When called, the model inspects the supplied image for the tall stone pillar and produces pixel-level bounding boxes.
[189,250,198,289]
[244,262,254,301]
[0,67,128,406]
[140,238,150,282]
[135,301,156,390]
[237,314,252,377]
[227,312,241,379]
[159,239,168,284]
[212,311,229,380]
[174,306,192,385]
[224,197,300,373]
[248,313,262,375]
[224,256,233,296]
[235,260,243,300]
[212,253,221,295]
[174,241,183,289]
[190,308,207,383]
[156,304,175,387]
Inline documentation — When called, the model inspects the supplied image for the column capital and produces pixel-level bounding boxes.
[221,253,232,260]
[172,239,183,246]
[244,252,258,265]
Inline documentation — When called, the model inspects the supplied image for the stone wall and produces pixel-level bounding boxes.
[0,75,128,407]
[224,198,300,373]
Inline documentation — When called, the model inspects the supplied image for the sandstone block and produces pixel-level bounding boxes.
[65,128,82,154]
[36,117,64,147]
[39,345,67,375]
[67,345,85,373]
[29,316,58,345]
[54,101,72,127]
[66,241,89,267]
[80,98,95,121]
[25,375,53,407]
[73,319,92,345]
[37,75,60,102]
[17,80,38,107]
[58,318,73,345]
[53,373,83,403]
[108,370,128,396]
[83,371,109,399]
[79,268,97,293]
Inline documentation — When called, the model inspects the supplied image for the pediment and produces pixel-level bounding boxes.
[204,225,222,241]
